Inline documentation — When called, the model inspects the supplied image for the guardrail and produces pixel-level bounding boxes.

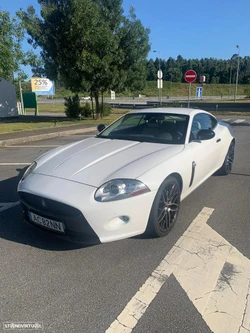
[110,102,250,112]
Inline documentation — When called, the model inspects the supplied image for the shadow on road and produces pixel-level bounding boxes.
[231,172,250,177]
[0,167,96,251]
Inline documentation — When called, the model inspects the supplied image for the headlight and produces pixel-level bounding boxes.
[21,161,37,181]
[95,179,150,202]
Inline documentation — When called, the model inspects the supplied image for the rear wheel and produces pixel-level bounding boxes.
[218,141,235,175]
[147,176,180,237]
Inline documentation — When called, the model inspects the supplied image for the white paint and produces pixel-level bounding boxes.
[233,119,245,124]
[0,163,31,166]
[0,201,20,212]
[3,145,61,148]
[106,207,250,333]
[106,207,214,333]
[174,223,250,333]
[222,119,231,122]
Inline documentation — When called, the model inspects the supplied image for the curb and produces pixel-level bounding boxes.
[0,126,97,146]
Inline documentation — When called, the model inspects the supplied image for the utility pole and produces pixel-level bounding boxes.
[234,45,240,103]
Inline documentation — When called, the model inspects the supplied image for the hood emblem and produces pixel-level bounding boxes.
[41,199,47,208]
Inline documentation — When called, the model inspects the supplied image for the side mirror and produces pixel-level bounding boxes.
[97,124,105,132]
[197,129,215,141]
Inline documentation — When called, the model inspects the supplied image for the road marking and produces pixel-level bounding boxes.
[0,201,20,212]
[107,207,250,333]
[233,119,245,124]
[3,145,61,148]
[0,163,31,166]
[106,207,214,333]
[175,222,250,333]
[221,119,231,122]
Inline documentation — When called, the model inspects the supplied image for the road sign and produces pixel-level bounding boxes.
[31,78,55,95]
[184,70,197,83]
[196,87,203,98]
[157,70,163,79]
[157,79,163,89]
[110,90,115,100]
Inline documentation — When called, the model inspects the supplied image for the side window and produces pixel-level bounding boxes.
[190,113,217,141]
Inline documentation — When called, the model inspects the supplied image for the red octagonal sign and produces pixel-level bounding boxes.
[184,70,197,83]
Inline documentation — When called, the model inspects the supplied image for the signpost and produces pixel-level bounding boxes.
[31,78,55,95]
[184,70,197,108]
[196,87,203,99]
[157,70,163,105]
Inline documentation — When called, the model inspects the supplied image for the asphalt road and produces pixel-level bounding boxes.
[0,125,250,333]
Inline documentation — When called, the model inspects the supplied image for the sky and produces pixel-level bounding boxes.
[1,0,250,77]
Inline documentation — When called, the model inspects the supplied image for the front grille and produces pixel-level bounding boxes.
[19,191,99,242]
[18,192,81,219]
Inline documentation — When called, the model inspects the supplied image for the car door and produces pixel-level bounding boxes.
[185,113,221,189]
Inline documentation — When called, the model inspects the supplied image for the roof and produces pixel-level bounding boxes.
[130,107,210,116]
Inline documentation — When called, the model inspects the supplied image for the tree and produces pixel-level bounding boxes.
[0,10,35,81]
[19,0,150,116]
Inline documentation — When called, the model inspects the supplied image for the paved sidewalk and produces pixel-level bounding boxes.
[0,124,97,146]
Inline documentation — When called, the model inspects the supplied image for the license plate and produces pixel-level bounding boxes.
[28,212,65,233]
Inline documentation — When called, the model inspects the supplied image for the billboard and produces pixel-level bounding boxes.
[31,78,55,95]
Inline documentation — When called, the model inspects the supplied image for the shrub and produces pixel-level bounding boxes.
[101,103,111,117]
[81,102,92,118]
[64,95,82,118]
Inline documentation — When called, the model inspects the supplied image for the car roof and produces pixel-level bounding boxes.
[130,107,211,117]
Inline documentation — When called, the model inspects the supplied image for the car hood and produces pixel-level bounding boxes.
[34,137,184,187]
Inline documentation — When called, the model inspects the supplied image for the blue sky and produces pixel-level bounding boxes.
[1,0,250,76]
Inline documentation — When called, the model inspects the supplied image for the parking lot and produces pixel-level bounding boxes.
[1,122,250,333]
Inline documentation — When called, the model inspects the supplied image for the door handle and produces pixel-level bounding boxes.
[216,138,221,143]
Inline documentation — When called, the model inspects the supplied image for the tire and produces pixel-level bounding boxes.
[218,141,235,175]
[147,176,181,238]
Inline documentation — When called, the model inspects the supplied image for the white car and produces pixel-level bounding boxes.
[18,108,235,244]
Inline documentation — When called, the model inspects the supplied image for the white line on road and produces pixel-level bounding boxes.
[233,119,245,124]
[0,201,20,212]
[174,220,250,333]
[107,207,250,333]
[106,207,214,333]
[0,163,31,166]
[2,145,61,148]
[222,119,231,122]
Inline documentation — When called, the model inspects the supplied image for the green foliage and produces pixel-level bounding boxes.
[19,0,150,107]
[0,10,39,81]
[146,56,250,85]
[101,103,112,117]
[81,102,92,118]
[244,86,250,98]
[64,95,82,118]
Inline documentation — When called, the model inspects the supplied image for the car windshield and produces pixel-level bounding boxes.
[97,112,189,144]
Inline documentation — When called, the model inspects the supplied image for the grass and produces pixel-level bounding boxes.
[0,115,119,135]
[29,82,250,99]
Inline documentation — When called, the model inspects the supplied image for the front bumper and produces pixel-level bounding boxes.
[19,192,100,244]
[18,173,156,243]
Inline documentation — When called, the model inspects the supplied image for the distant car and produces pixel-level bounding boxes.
[80,95,91,100]
[18,108,235,244]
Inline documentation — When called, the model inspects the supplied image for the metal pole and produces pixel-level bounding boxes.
[234,45,240,103]
[19,81,24,115]
[158,58,161,105]
[188,83,191,108]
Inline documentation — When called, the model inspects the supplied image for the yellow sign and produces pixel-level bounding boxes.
[31,77,54,95]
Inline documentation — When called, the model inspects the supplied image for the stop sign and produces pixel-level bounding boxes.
[184,70,197,83]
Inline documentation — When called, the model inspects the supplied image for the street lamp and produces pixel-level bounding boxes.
[153,50,162,105]
[234,45,240,102]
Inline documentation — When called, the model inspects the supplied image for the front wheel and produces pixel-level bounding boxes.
[147,176,181,238]
[218,141,235,175]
